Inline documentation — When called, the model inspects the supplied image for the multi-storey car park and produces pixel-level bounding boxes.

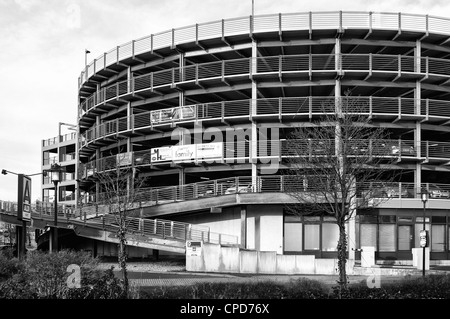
[38,11,450,270]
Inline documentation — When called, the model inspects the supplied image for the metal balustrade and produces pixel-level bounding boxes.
[76,176,450,209]
[79,11,450,86]
[79,53,450,119]
[2,179,450,245]
[0,200,239,246]
[78,138,450,178]
[78,96,450,150]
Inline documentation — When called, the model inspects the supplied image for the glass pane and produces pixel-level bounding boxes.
[360,224,377,249]
[303,216,321,222]
[431,216,446,223]
[431,225,445,252]
[398,225,412,250]
[284,223,302,252]
[304,224,320,250]
[414,224,431,248]
[359,215,377,223]
[322,223,339,251]
[416,217,430,223]
[379,224,395,251]
[398,216,413,223]
[379,215,396,223]
[285,215,301,222]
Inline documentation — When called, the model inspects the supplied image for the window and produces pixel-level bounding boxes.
[284,223,302,252]
[360,223,377,249]
[431,217,446,252]
[304,224,320,250]
[379,224,395,252]
[379,215,395,252]
[431,225,445,252]
[322,223,339,251]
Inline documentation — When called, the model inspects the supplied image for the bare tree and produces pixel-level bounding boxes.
[283,95,405,293]
[92,151,145,298]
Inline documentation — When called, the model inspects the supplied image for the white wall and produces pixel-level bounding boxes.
[172,207,241,240]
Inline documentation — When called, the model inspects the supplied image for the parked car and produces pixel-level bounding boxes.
[381,142,415,156]
[134,153,151,165]
[197,189,214,197]
[428,184,450,199]
[368,185,413,198]
[225,184,253,194]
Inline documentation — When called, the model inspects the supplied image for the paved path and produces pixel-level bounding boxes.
[123,271,411,288]
[103,260,450,288]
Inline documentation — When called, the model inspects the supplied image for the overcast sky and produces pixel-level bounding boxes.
[1,0,450,202]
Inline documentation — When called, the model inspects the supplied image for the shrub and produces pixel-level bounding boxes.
[65,266,126,299]
[0,249,129,299]
[332,274,450,299]
[141,278,329,299]
[0,249,22,282]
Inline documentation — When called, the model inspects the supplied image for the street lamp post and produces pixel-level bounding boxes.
[420,189,429,277]
[48,163,65,253]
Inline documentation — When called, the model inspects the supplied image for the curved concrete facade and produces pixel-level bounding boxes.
[77,11,450,263]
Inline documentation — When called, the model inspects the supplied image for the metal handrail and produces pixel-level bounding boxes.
[79,53,450,120]
[78,96,450,150]
[1,179,450,246]
[0,201,239,246]
[77,175,450,210]
[78,138,450,178]
[79,11,450,86]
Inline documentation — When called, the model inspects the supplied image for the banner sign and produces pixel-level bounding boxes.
[196,142,223,160]
[17,174,32,221]
[117,152,132,166]
[151,143,223,163]
[173,144,196,161]
[151,147,172,162]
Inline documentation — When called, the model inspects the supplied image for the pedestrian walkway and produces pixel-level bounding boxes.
[127,271,408,288]
[105,259,450,288]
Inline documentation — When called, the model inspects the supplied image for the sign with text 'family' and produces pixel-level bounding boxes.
[151,143,223,163]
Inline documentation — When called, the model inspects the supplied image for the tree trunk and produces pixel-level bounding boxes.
[118,229,129,298]
[336,222,348,295]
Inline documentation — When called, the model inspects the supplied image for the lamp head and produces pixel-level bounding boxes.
[1,169,7,175]
[421,189,428,203]
[50,163,63,183]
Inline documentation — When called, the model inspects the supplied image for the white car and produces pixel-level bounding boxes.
[428,184,450,199]
[225,184,252,194]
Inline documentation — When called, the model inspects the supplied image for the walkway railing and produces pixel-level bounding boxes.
[0,201,239,246]
[79,53,450,120]
[79,176,450,208]
[79,96,450,150]
[78,138,450,178]
[79,11,450,85]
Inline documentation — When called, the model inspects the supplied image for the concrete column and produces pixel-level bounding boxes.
[240,206,247,249]
[251,40,258,185]
[414,40,422,193]
[335,37,341,72]
[179,168,185,186]
[127,102,132,131]
[127,66,132,92]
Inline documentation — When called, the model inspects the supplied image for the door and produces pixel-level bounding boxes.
[397,225,413,259]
